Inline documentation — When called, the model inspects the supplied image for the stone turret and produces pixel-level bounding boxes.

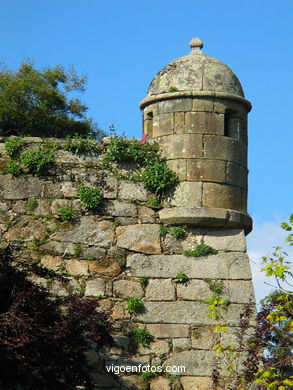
[140,38,252,233]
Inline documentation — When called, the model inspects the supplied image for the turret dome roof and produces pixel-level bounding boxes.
[147,38,244,98]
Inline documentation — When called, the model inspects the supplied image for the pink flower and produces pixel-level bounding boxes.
[140,134,148,144]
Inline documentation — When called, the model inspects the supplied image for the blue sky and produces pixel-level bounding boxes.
[1,0,292,300]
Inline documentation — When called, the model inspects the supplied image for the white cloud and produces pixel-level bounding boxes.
[247,218,293,306]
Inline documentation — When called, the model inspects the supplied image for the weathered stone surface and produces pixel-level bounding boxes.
[107,246,127,266]
[111,301,130,320]
[136,301,245,325]
[174,112,185,133]
[34,199,51,215]
[203,228,246,252]
[158,206,228,226]
[41,255,62,271]
[89,259,121,277]
[12,200,27,213]
[4,216,48,241]
[137,206,156,223]
[227,161,247,188]
[81,246,106,260]
[53,217,115,247]
[158,99,192,113]
[223,280,255,303]
[49,280,68,297]
[185,111,224,135]
[118,181,148,202]
[127,252,252,279]
[120,375,149,390]
[145,279,175,301]
[51,199,72,214]
[60,181,77,198]
[41,181,62,198]
[105,356,150,369]
[107,200,137,217]
[85,278,105,297]
[41,240,75,256]
[172,338,191,353]
[166,159,187,180]
[66,260,89,275]
[158,134,202,160]
[167,181,202,207]
[152,112,174,137]
[203,135,247,166]
[191,326,217,349]
[176,280,212,300]
[180,376,213,390]
[227,210,252,234]
[0,175,42,199]
[150,377,171,390]
[114,217,138,226]
[202,182,242,210]
[192,97,214,112]
[100,173,118,199]
[116,224,161,254]
[186,159,226,182]
[138,340,170,356]
[113,280,144,298]
[146,324,190,339]
[164,350,214,376]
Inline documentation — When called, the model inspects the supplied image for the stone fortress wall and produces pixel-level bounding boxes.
[0,38,256,390]
[0,136,254,390]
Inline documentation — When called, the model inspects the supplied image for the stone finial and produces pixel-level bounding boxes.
[189,37,203,53]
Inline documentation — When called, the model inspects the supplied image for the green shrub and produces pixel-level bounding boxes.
[141,160,179,195]
[103,136,159,166]
[4,137,23,158]
[148,197,160,207]
[4,160,22,175]
[141,370,157,381]
[134,328,153,347]
[126,297,144,314]
[183,241,218,257]
[159,225,168,237]
[73,243,83,259]
[27,198,38,211]
[171,225,187,240]
[64,135,97,155]
[175,272,189,284]
[77,184,103,211]
[139,277,149,288]
[57,206,75,222]
[21,144,55,176]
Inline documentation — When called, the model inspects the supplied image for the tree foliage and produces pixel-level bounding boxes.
[0,247,113,390]
[0,62,105,138]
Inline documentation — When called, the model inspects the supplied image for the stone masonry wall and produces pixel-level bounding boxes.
[0,137,255,390]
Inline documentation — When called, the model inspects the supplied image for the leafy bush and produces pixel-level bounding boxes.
[77,184,103,211]
[175,272,189,284]
[159,225,168,237]
[171,225,187,240]
[183,241,218,257]
[103,135,159,166]
[27,198,38,211]
[139,277,149,288]
[73,243,83,258]
[0,62,105,138]
[21,143,55,176]
[57,206,75,222]
[0,247,113,390]
[64,134,97,155]
[141,160,179,195]
[4,137,23,158]
[126,297,144,314]
[134,328,153,347]
[4,160,22,175]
